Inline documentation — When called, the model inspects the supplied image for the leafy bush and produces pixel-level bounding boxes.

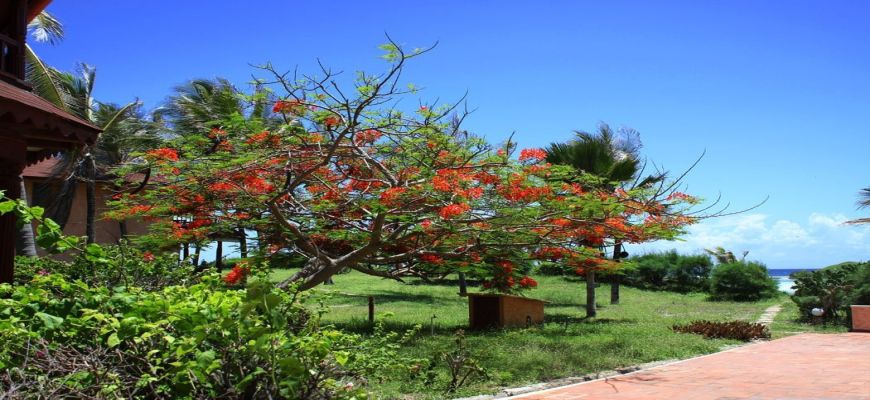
[0,274,413,399]
[16,244,192,290]
[673,320,769,341]
[791,261,870,324]
[709,261,778,301]
[623,251,712,292]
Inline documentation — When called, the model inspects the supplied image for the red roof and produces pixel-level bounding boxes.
[22,157,61,178]
[0,79,101,164]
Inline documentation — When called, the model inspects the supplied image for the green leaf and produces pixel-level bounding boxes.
[107,332,121,348]
[0,200,15,214]
[35,312,63,329]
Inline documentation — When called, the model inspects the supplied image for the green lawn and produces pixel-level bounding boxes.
[270,270,793,399]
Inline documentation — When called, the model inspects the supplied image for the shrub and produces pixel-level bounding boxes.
[791,261,870,324]
[623,251,713,292]
[15,244,192,290]
[709,261,778,301]
[673,320,769,341]
[0,274,412,399]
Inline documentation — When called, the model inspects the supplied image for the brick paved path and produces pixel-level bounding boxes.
[513,333,870,399]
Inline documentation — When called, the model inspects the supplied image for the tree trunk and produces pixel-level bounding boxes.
[118,220,128,242]
[610,241,622,305]
[84,155,96,245]
[586,270,597,318]
[458,271,468,296]
[278,257,342,290]
[215,240,223,272]
[192,242,201,268]
[15,179,37,257]
[238,228,248,258]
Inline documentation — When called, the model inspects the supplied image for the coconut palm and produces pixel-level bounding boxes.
[163,78,275,268]
[546,123,663,317]
[846,188,870,225]
[29,63,159,244]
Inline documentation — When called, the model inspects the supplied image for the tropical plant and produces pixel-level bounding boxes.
[545,123,666,315]
[791,261,870,324]
[23,11,161,245]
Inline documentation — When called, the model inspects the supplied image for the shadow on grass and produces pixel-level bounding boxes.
[545,313,638,326]
[322,290,466,306]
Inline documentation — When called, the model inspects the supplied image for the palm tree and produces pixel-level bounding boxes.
[846,188,870,225]
[546,123,662,316]
[163,79,274,268]
[28,63,159,244]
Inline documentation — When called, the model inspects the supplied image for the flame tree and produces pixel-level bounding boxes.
[111,41,698,292]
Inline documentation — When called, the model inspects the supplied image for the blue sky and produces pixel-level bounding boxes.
[37,1,870,268]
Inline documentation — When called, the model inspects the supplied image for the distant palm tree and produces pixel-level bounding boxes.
[163,79,274,268]
[546,123,663,316]
[846,188,870,225]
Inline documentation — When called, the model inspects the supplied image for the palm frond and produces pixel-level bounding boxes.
[27,11,64,45]
[24,45,67,109]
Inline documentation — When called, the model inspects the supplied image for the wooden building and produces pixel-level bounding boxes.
[0,0,101,282]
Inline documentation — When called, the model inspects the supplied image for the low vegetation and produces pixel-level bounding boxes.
[673,320,769,341]
[790,261,870,325]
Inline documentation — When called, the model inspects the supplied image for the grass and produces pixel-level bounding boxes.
[269,269,799,399]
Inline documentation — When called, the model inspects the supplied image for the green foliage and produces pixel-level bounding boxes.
[0,274,411,398]
[709,261,778,301]
[673,320,769,341]
[790,261,870,325]
[623,251,713,293]
[16,245,191,290]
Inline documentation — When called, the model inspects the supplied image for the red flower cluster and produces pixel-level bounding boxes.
[379,187,407,206]
[534,247,571,261]
[142,251,155,262]
[439,203,470,219]
[519,276,538,288]
[246,131,281,146]
[518,148,547,162]
[273,99,305,115]
[224,263,249,285]
[323,115,341,128]
[354,129,383,145]
[147,148,179,162]
[419,254,444,265]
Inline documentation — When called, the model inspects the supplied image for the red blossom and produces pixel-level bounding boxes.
[518,148,547,162]
[147,148,179,162]
[519,276,538,288]
[419,254,444,265]
[438,203,470,219]
[224,263,249,285]
[142,251,155,262]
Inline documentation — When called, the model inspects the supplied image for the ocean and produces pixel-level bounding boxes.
[768,268,817,294]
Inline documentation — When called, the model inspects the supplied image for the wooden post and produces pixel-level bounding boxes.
[0,138,26,284]
[368,296,375,324]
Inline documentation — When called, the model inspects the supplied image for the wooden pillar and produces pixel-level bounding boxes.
[0,138,27,284]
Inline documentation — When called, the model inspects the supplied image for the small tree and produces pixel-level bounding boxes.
[113,42,698,293]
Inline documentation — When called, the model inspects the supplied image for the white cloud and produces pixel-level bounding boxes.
[635,212,870,269]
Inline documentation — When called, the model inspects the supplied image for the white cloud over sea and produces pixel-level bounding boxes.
[634,213,870,269]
